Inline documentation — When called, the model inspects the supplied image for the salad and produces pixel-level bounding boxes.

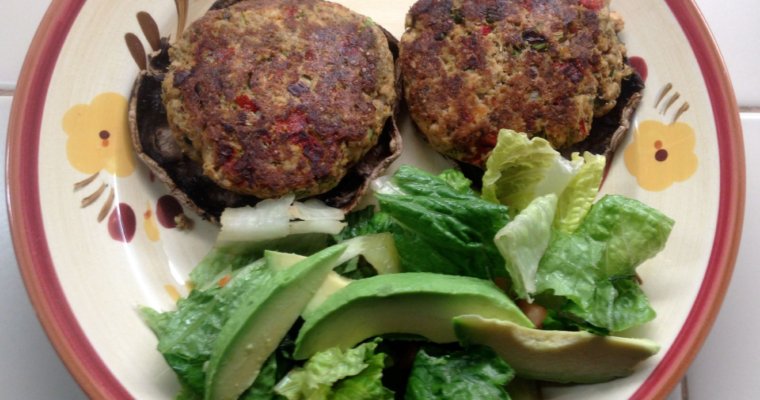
[141,130,673,399]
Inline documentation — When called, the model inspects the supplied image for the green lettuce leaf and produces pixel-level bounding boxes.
[554,152,606,233]
[175,385,201,400]
[273,340,392,400]
[494,194,557,300]
[336,208,463,277]
[481,130,605,229]
[536,195,674,331]
[328,346,393,400]
[332,207,387,243]
[405,346,514,400]
[541,308,612,336]
[373,166,511,279]
[481,129,567,212]
[577,195,676,276]
[437,168,478,195]
[189,246,263,291]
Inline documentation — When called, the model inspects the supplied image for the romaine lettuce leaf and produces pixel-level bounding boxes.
[405,346,514,400]
[336,208,466,277]
[189,246,263,291]
[273,340,392,400]
[373,166,511,279]
[481,130,560,212]
[554,152,606,233]
[577,195,675,276]
[140,291,219,397]
[332,207,390,243]
[481,130,605,230]
[541,305,613,336]
[437,168,478,195]
[330,347,392,400]
[494,194,557,300]
[536,195,674,332]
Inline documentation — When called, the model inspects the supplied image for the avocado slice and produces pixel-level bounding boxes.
[453,315,659,384]
[265,250,352,316]
[204,243,348,400]
[265,250,307,272]
[340,232,400,274]
[265,233,400,317]
[266,233,399,276]
[303,273,352,317]
[294,272,533,360]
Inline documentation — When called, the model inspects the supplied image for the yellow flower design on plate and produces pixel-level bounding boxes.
[63,92,135,177]
[144,202,160,242]
[624,120,698,191]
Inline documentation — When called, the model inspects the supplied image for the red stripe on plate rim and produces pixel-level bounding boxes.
[5,0,132,399]
[4,1,745,400]
[631,1,745,399]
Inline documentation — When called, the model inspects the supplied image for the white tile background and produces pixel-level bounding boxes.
[1,0,757,399]
[692,0,760,108]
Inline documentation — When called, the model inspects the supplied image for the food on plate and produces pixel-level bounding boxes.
[142,151,673,398]
[162,0,397,199]
[293,272,533,360]
[205,244,347,400]
[129,0,402,223]
[404,345,517,399]
[131,1,672,398]
[453,315,660,384]
[399,0,644,166]
[141,231,400,399]
[265,250,354,316]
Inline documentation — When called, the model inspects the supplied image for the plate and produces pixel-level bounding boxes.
[6,0,744,399]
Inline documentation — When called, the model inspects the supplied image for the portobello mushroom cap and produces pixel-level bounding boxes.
[128,0,402,224]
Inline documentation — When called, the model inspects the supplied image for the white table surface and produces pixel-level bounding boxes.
[1,1,757,399]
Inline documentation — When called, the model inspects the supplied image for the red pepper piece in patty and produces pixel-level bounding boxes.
[234,95,259,112]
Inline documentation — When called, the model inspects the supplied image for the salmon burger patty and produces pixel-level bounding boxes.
[400,0,633,166]
[162,0,397,198]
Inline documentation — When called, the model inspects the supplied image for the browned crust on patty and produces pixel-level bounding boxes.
[163,0,396,198]
[129,0,403,224]
[400,0,633,166]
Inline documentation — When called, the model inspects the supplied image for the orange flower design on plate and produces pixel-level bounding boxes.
[63,92,135,177]
[624,120,698,191]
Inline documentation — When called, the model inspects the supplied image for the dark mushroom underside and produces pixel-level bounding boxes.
[560,69,645,160]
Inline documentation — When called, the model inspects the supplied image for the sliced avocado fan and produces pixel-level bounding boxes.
[294,272,533,360]
[453,315,659,384]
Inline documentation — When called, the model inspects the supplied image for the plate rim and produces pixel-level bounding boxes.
[5,1,745,399]
[631,2,746,398]
[6,1,131,398]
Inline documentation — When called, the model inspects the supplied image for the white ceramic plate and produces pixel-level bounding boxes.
[7,1,744,399]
